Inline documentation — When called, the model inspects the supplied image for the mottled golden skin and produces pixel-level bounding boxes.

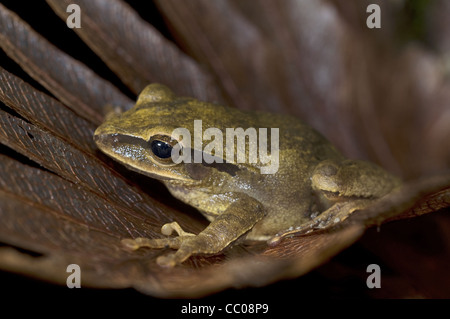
[94,84,400,267]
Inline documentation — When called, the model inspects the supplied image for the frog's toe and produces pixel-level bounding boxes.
[121,237,182,250]
[156,248,192,267]
[121,238,142,250]
[161,221,196,237]
[156,254,178,268]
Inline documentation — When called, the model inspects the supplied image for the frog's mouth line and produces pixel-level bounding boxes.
[109,152,200,184]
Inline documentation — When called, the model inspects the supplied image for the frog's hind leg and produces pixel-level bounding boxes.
[307,199,371,229]
[268,199,371,246]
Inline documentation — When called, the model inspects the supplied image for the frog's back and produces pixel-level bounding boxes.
[217,109,345,240]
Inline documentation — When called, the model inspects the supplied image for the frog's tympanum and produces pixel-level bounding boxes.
[94,84,401,267]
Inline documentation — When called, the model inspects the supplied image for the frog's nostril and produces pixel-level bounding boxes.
[93,133,104,144]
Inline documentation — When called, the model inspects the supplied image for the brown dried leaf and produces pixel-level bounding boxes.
[0,150,366,297]
[0,67,96,153]
[0,109,200,229]
[0,0,449,298]
[0,154,157,244]
[155,0,357,150]
[46,0,224,103]
[0,3,133,124]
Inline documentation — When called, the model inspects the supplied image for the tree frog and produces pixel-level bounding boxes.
[94,84,401,267]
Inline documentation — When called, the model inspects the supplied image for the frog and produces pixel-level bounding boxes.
[94,83,401,267]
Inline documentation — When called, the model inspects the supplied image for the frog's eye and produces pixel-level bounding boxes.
[148,135,179,165]
[151,140,172,159]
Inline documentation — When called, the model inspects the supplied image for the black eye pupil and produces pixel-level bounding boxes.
[150,140,173,159]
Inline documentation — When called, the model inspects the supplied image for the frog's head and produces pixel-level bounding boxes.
[94,84,242,184]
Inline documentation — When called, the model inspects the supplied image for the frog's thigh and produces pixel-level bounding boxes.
[158,195,265,267]
[269,199,370,245]
[313,159,400,198]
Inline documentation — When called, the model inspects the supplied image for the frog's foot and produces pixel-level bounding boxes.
[121,222,199,267]
[153,235,213,267]
[122,235,216,267]
[306,200,369,229]
[269,199,370,246]
[124,196,265,267]
[122,222,195,250]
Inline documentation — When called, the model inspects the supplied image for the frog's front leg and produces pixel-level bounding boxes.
[122,194,265,267]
